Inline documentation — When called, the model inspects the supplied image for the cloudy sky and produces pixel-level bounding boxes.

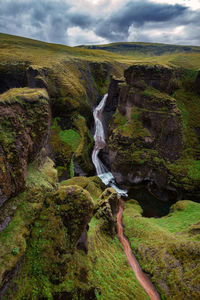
[0,0,200,46]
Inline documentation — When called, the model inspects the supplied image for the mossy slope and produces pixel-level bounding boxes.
[1,161,96,299]
[123,199,200,299]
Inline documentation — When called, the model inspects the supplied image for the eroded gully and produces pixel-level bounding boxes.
[92,94,161,300]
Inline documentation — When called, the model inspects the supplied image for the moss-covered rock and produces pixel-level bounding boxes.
[107,64,200,201]
[94,188,120,237]
[53,184,94,249]
[124,64,181,94]
[0,87,50,206]
[60,175,106,202]
[0,156,57,294]
[1,176,95,299]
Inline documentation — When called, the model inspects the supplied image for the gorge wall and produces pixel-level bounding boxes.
[106,65,200,201]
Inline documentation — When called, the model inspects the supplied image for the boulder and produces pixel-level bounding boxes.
[54,184,94,249]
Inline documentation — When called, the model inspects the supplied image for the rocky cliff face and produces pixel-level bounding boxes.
[107,65,200,201]
[0,88,50,206]
[0,85,96,298]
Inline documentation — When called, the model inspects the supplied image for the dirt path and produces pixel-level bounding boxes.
[117,199,161,300]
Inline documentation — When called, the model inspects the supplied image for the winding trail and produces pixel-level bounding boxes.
[92,94,160,300]
[117,199,161,300]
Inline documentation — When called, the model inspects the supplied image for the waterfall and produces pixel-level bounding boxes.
[92,94,128,197]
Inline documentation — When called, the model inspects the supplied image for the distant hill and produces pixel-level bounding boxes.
[78,42,200,57]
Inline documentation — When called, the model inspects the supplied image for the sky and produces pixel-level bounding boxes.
[0,0,200,46]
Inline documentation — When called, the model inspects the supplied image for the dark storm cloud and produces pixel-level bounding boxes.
[0,0,94,44]
[0,0,200,45]
[95,1,187,41]
[69,13,93,28]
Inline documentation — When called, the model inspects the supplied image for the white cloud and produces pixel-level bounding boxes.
[151,0,200,10]
[67,26,108,45]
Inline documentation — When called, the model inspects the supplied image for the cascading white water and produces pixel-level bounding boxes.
[92,94,127,197]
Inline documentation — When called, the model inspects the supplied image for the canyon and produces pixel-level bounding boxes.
[0,33,200,299]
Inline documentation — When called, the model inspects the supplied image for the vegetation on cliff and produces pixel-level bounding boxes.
[107,64,200,201]
[0,87,50,205]
[123,199,200,299]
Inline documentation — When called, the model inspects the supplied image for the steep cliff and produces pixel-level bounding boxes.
[107,65,200,201]
[0,87,50,206]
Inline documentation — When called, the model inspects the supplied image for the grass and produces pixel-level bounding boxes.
[150,200,200,234]
[1,34,200,103]
[87,217,149,300]
[50,113,94,179]
[142,86,175,102]
[0,87,49,104]
[59,129,81,152]
[123,200,200,299]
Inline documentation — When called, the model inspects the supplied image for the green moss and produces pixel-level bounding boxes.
[0,157,57,289]
[168,158,200,182]
[70,159,74,178]
[86,216,149,300]
[142,86,175,102]
[111,107,150,142]
[3,183,94,300]
[61,176,105,202]
[123,200,200,299]
[50,113,94,179]
[187,160,200,179]
[113,110,127,127]
[0,87,49,104]
[131,107,140,120]
[59,129,81,152]
[172,71,200,161]
[0,123,15,145]
[12,247,20,256]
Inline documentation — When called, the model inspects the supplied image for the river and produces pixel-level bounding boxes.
[92,94,161,300]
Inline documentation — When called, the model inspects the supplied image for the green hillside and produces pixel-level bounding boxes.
[79,41,200,56]
[78,41,200,69]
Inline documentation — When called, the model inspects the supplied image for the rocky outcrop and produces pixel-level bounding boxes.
[0,63,28,94]
[0,87,50,205]
[94,188,120,236]
[124,64,180,94]
[107,64,200,201]
[105,76,124,113]
[54,184,94,249]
